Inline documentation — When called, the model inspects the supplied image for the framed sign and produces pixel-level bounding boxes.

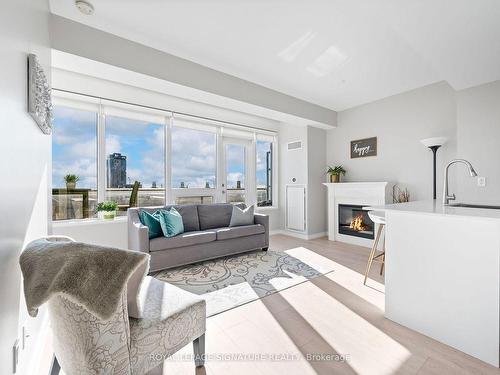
[351,137,377,158]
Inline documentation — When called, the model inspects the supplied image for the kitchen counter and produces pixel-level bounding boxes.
[370,200,500,367]
[370,200,500,220]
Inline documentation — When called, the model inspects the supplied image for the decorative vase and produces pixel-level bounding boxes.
[66,182,76,189]
[330,174,340,183]
[99,211,116,220]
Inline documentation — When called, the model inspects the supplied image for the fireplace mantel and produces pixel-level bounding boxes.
[323,182,390,189]
[323,182,392,246]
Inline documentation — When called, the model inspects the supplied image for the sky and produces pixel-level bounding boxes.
[52,105,272,191]
[106,115,164,188]
[256,140,272,188]
[52,106,97,188]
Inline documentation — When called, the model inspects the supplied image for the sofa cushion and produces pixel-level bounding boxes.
[168,205,200,232]
[149,230,216,252]
[159,208,184,237]
[215,224,265,240]
[197,203,234,230]
[229,205,255,227]
[139,210,163,239]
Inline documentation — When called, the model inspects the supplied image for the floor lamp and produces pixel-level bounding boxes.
[421,137,448,199]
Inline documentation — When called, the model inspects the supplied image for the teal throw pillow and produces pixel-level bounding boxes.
[159,207,184,237]
[139,210,163,239]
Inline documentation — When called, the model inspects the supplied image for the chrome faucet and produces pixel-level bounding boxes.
[443,159,478,205]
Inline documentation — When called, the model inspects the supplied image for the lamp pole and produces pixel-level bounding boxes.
[420,137,447,200]
[429,145,440,200]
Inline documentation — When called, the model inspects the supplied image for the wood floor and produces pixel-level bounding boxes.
[161,234,500,375]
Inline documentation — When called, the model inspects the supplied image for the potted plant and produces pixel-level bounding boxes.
[96,201,118,220]
[64,174,80,189]
[327,166,346,183]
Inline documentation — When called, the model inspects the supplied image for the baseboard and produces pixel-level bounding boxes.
[269,230,328,240]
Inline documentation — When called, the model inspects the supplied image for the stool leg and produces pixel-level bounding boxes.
[364,223,383,285]
[380,234,386,275]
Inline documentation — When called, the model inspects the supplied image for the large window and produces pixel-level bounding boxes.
[51,92,277,221]
[225,143,246,204]
[256,140,273,206]
[171,126,216,189]
[105,115,165,214]
[52,105,97,220]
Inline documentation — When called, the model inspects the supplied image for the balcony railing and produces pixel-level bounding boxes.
[52,187,272,220]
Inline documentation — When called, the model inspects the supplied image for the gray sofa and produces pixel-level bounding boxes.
[128,203,269,272]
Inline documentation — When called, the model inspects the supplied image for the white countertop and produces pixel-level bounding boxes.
[369,200,500,220]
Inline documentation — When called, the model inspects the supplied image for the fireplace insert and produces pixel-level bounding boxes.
[338,204,375,239]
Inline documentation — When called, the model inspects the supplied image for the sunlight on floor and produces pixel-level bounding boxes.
[163,299,319,375]
[284,246,339,274]
[284,246,385,310]
[279,281,410,375]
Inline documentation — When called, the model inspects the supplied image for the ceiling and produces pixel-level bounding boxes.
[49,0,500,111]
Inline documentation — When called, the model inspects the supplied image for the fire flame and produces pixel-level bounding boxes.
[350,214,368,231]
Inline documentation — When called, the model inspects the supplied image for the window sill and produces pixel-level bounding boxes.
[52,216,127,227]
[255,206,279,211]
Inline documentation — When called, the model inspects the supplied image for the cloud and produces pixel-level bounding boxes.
[71,139,97,159]
[227,172,244,188]
[52,106,273,192]
[105,135,122,155]
[171,127,216,188]
[52,157,97,188]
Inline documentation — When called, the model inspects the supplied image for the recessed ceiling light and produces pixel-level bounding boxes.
[75,0,94,15]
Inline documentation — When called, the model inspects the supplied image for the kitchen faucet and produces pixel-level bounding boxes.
[443,159,478,205]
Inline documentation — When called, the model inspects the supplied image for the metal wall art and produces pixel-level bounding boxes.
[28,54,52,135]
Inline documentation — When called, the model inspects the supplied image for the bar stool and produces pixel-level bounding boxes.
[363,210,386,285]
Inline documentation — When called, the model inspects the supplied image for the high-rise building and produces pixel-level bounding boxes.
[107,153,126,188]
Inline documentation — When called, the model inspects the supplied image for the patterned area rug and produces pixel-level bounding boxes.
[154,247,335,316]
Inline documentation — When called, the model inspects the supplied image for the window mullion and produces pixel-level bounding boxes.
[97,101,106,203]
[247,135,257,206]
[216,126,224,203]
[165,116,173,205]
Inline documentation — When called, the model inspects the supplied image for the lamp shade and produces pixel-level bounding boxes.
[420,137,448,148]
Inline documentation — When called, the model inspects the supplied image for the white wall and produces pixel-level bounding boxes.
[52,68,282,132]
[326,80,500,205]
[456,81,500,203]
[0,1,51,374]
[278,124,328,236]
[279,125,308,231]
[53,219,128,249]
[327,82,457,202]
[306,126,328,235]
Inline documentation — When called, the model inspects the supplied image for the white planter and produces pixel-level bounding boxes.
[98,210,116,220]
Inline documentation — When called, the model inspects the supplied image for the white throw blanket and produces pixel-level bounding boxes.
[20,236,149,320]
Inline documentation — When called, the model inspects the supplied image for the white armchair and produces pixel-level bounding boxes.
[48,269,206,374]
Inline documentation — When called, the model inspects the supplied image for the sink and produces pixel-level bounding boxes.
[448,203,500,210]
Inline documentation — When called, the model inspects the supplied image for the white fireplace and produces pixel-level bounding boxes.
[323,182,391,246]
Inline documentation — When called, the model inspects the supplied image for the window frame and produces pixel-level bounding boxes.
[255,138,277,208]
[101,110,167,210]
[168,118,218,204]
[51,91,279,221]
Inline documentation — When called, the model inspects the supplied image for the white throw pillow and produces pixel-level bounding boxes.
[229,205,254,227]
